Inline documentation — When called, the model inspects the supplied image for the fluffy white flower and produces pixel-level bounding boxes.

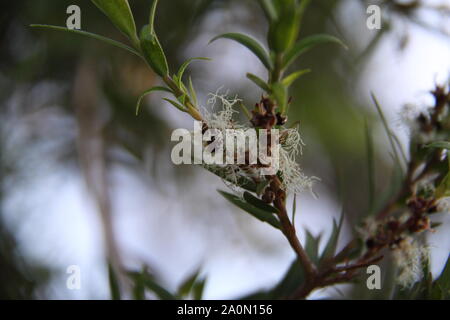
[355,216,380,240]
[392,237,428,288]
[278,128,317,195]
[201,90,317,195]
[398,103,435,144]
[202,91,242,131]
[437,197,450,213]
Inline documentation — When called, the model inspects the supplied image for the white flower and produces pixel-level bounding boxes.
[201,90,317,196]
[399,103,421,133]
[202,90,242,131]
[355,216,380,240]
[398,103,435,144]
[437,197,450,213]
[392,237,428,288]
[278,137,317,195]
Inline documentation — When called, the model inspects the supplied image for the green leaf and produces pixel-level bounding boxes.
[203,166,257,192]
[163,98,187,112]
[188,77,198,106]
[149,0,159,34]
[91,0,139,47]
[210,33,273,70]
[270,259,305,298]
[30,24,141,58]
[192,278,207,300]
[272,0,284,13]
[305,230,321,264]
[177,57,210,88]
[218,190,281,229]
[256,180,271,196]
[258,0,278,21]
[108,263,121,300]
[365,120,375,214]
[425,141,450,151]
[177,93,187,105]
[271,82,287,113]
[140,25,169,77]
[243,191,279,214]
[128,270,175,300]
[435,255,450,298]
[320,211,344,263]
[281,69,310,87]
[436,172,450,198]
[291,195,297,225]
[136,86,172,115]
[247,73,271,92]
[283,34,347,69]
[268,0,304,53]
[178,268,201,298]
[132,282,145,300]
[371,93,403,173]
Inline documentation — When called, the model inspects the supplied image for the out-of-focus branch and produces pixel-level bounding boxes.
[72,59,127,296]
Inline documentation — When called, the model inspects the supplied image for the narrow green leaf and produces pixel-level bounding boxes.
[189,77,198,106]
[91,0,139,46]
[180,82,190,97]
[192,278,206,300]
[177,93,187,105]
[430,284,444,299]
[136,86,172,115]
[320,211,344,262]
[281,69,310,87]
[268,0,301,53]
[305,230,320,264]
[258,0,278,21]
[270,259,305,298]
[210,33,273,70]
[128,270,175,300]
[178,268,201,298]
[108,263,121,300]
[243,191,279,214]
[271,82,287,113]
[203,166,257,192]
[365,120,375,214]
[292,195,297,225]
[430,222,443,229]
[256,180,271,196]
[272,0,284,13]
[140,25,169,76]
[218,190,281,229]
[436,172,450,198]
[247,73,271,92]
[149,0,159,34]
[283,34,347,69]
[432,256,450,300]
[426,141,450,151]
[132,282,145,300]
[163,98,187,112]
[238,101,252,120]
[30,24,141,58]
[297,0,311,20]
[371,93,403,173]
[177,57,210,88]
[392,133,408,166]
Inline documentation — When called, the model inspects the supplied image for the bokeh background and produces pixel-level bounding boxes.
[1,0,449,299]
